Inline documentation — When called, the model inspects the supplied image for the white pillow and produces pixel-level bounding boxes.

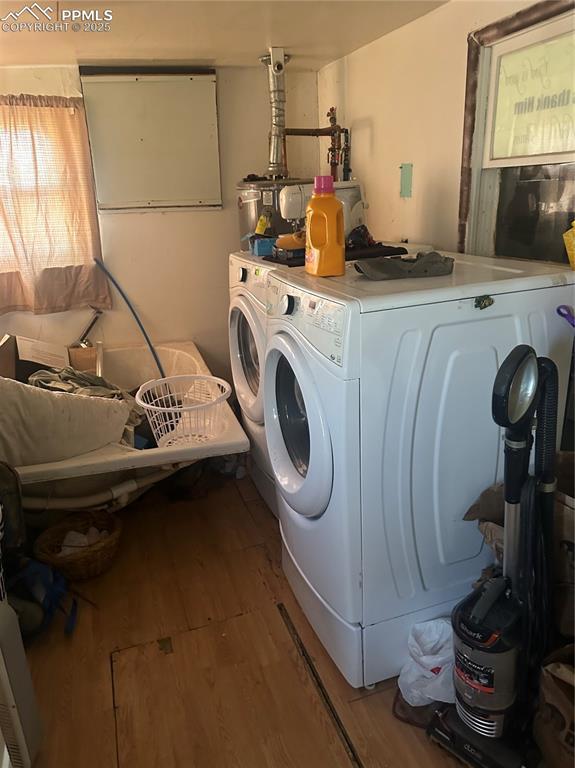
[0,377,130,467]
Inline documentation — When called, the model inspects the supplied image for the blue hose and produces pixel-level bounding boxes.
[94,259,166,379]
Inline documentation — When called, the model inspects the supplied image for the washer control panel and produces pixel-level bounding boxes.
[229,257,273,304]
[268,281,347,366]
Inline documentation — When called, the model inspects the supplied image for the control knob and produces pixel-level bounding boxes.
[279,294,296,316]
[238,267,248,283]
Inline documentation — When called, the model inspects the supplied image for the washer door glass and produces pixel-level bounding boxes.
[237,311,260,396]
[264,332,333,518]
[276,355,310,477]
[229,295,266,423]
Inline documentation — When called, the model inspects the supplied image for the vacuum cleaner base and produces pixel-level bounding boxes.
[427,705,535,768]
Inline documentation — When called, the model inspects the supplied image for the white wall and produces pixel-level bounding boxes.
[318,0,529,252]
[0,65,320,378]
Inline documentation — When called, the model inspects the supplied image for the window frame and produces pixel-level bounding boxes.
[457,0,575,254]
[0,94,110,315]
[483,15,574,169]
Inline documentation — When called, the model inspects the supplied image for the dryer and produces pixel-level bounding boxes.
[263,254,574,687]
[229,251,279,514]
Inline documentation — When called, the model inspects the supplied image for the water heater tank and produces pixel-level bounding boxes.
[279,180,365,236]
[237,178,312,246]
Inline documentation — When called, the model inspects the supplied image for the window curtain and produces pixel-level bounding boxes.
[0,94,111,315]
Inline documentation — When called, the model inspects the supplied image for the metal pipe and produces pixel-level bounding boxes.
[71,307,102,349]
[326,107,340,181]
[259,50,350,181]
[502,432,532,589]
[22,465,187,510]
[285,119,350,182]
[260,48,289,178]
[285,127,342,137]
[342,129,351,181]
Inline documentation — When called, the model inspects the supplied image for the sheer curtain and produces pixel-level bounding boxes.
[0,94,111,314]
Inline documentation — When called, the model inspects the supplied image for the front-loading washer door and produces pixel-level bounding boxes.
[264,332,333,518]
[229,295,266,423]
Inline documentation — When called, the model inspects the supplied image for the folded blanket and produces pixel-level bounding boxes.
[0,377,130,467]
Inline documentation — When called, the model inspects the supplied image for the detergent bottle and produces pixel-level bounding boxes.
[563,219,575,269]
[305,175,345,276]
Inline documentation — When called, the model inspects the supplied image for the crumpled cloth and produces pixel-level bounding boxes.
[28,366,144,427]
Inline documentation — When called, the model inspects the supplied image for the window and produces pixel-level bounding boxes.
[0,95,111,314]
[460,8,575,264]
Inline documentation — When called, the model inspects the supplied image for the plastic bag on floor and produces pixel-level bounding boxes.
[397,618,455,706]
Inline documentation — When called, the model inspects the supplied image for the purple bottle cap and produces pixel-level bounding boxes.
[314,175,334,194]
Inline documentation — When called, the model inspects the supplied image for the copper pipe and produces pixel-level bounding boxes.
[285,125,347,181]
[330,129,341,181]
[285,126,344,137]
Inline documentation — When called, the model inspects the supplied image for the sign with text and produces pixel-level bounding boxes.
[491,32,574,160]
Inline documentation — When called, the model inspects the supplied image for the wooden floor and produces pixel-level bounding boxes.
[27,471,457,768]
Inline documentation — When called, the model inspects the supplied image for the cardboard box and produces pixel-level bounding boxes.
[0,334,16,379]
[554,452,574,639]
[533,645,574,768]
[555,452,574,587]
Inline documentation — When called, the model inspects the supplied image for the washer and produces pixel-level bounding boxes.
[264,254,574,687]
[228,251,280,514]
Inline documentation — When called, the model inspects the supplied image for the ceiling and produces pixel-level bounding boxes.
[0,0,445,68]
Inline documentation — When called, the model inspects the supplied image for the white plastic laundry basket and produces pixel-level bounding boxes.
[136,375,231,446]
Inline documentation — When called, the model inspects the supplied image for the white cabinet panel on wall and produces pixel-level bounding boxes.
[81,73,221,209]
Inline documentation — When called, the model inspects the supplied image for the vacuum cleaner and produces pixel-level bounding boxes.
[428,345,559,768]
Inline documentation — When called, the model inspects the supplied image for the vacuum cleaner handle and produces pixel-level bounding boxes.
[535,357,559,656]
[535,358,558,487]
[503,434,533,504]
[492,345,539,504]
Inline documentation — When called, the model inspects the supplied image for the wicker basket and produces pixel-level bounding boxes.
[33,510,122,582]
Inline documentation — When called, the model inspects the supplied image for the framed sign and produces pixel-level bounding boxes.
[484,14,575,168]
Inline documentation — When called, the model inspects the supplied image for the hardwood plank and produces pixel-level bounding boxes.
[278,587,392,708]
[174,543,282,629]
[83,566,190,653]
[245,498,282,569]
[27,476,464,768]
[27,616,116,768]
[77,478,265,650]
[235,475,261,503]
[276,586,456,768]
[113,607,353,768]
[262,518,387,706]
[346,687,458,768]
[245,498,279,546]
[77,501,189,651]
[138,476,259,554]
[163,495,264,557]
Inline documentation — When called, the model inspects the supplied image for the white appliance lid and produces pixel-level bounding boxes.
[280,252,574,312]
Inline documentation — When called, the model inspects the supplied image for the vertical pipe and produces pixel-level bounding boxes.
[261,48,289,178]
[342,129,351,181]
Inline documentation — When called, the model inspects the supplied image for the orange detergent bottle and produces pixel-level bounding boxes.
[305,175,345,276]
